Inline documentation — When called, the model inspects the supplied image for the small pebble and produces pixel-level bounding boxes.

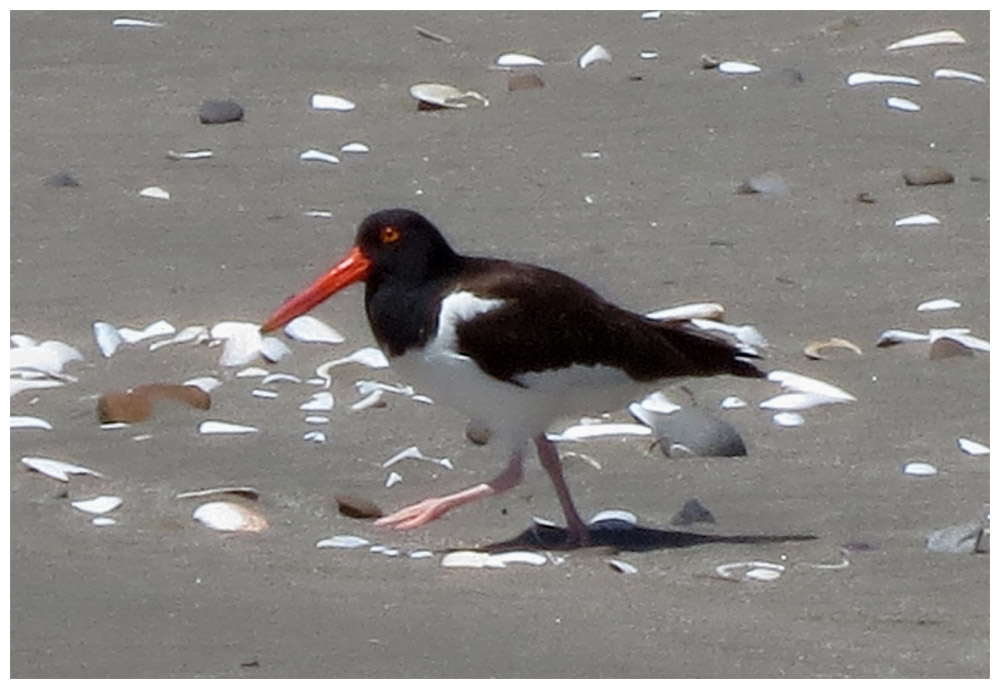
[903,166,955,186]
[334,494,384,520]
[671,498,717,526]
[199,99,244,124]
[926,522,983,554]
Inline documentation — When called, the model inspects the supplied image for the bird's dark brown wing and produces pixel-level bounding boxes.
[452,258,764,385]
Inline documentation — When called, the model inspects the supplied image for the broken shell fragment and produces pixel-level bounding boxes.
[166,149,213,160]
[183,376,222,394]
[410,83,489,109]
[193,501,269,532]
[315,347,390,385]
[139,186,170,200]
[176,486,260,500]
[606,559,639,575]
[720,396,747,410]
[284,315,344,344]
[804,337,862,360]
[71,495,123,515]
[299,149,340,165]
[335,494,384,519]
[251,389,278,399]
[198,420,258,435]
[846,71,920,87]
[547,423,651,442]
[904,461,937,476]
[718,60,761,75]
[148,325,210,351]
[340,142,370,154]
[760,392,850,412]
[93,321,123,357]
[767,371,855,402]
[112,17,162,28]
[646,302,725,322]
[579,44,612,69]
[714,560,785,582]
[772,412,804,427]
[385,472,403,488]
[875,329,930,347]
[957,438,989,456]
[310,93,356,111]
[886,29,966,51]
[303,431,326,443]
[117,319,175,344]
[917,297,961,312]
[351,390,385,411]
[304,415,329,424]
[21,456,103,482]
[496,53,545,68]
[11,415,53,430]
[932,68,985,83]
[414,25,452,43]
[98,383,211,423]
[317,535,369,549]
[886,96,920,112]
[383,446,453,470]
[299,392,334,412]
[441,551,500,569]
[489,551,548,567]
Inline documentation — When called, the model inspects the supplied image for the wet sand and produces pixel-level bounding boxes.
[9,11,990,677]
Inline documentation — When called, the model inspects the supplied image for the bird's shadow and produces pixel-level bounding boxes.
[465,520,816,553]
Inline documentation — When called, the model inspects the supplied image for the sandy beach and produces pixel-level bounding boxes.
[9,11,990,677]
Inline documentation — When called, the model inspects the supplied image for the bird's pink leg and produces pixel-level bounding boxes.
[534,435,591,546]
[375,449,525,530]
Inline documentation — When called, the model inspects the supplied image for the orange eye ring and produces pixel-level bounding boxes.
[380,226,401,244]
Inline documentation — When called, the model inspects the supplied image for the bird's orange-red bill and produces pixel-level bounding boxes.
[260,246,371,333]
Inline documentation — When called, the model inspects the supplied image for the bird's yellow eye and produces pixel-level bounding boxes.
[380,226,401,244]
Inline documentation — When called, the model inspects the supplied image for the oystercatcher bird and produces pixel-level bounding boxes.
[262,209,764,545]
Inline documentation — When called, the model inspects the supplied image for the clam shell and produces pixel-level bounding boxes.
[579,44,612,69]
[303,415,329,424]
[715,560,785,581]
[589,509,638,527]
[198,420,258,435]
[496,53,545,68]
[72,495,123,515]
[183,376,222,394]
[284,315,345,344]
[211,321,264,367]
[441,551,501,569]
[846,71,920,87]
[886,29,966,51]
[21,456,103,482]
[251,389,278,399]
[351,390,385,411]
[299,149,340,165]
[689,319,768,350]
[194,501,269,532]
[10,340,84,377]
[875,328,930,347]
[317,535,369,549]
[409,83,489,108]
[886,96,920,112]
[310,93,356,111]
[641,10,662,19]
[261,373,301,385]
[760,392,851,411]
[720,396,747,410]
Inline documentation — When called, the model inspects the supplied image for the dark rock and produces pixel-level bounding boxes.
[199,99,244,124]
[671,498,716,526]
[649,407,748,458]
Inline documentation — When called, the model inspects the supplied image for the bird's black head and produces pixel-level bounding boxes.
[355,209,461,286]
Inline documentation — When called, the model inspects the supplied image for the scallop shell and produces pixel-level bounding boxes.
[310,93,356,111]
[409,83,489,109]
[194,501,269,532]
[886,29,966,51]
[284,315,345,344]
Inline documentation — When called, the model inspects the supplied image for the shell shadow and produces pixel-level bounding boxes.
[476,520,817,553]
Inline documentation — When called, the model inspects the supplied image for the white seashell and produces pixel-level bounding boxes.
[772,412,804,427]
[235,367,269,378]
[690,319,768,350]
[303,430,327,443]
[639,50,659,60]
[929,328,989,353]
[646,302,725,322]
[71,495,123,515]
[715,560,785,581]
[372,547,401,557]
[10,340,84,377]
[351,389,385,411]
[93,321,123,357]
[251,389,278,399]
[10,379,64,397]
[411,394,434,404]
[148,325,209,351]
[315,347,390,386]
[917,298,961,312]
[356,380,415,397]
[310,93,356,111]
[101,422,130,430]
[117,319,175,344]
[340,142,370,154]
[547,423,652,442]
[760,392,852,411]
[496,53,545,68]
[932,68,986,83]
[193,501,269,532]
[112,17,162,27]
[904,461,937,476]
[176,486,260,500]
[532,515,558,528]
[183,376,222,394]
[385,471,403,488]
[957,438,989,456]
[299,149,340,165]
[300,391,334,411]
[409,550,435,559]
[284,315,345,344]
[720,396,747,410]
[579,44,612,69]
[441,551,504,569]
[198,420,259,435]
[607,559,639,575]
[304,210,333,218]
[139,186,170,200]
[489,551,548,566]
[11,415,53,430]
[11,333,37,348]
[639,391,682,415]
[92,517,117,527]
[589,509,638,526]
[409,83,489,108]
[641,10,661,19]
[804,337,863,360]
[21,456,103,482]
[886,96,920,112]
[383,446,452,469]
[261,372,302,385]
[718,61,761,75]
[166,149,213,160]
[317,535,369,549]
[581,151,602,159]
[303,415,329,424]
[886,29,966,51]
[875,328,930,346]
[767,371,856,402]
[846,71,921,87]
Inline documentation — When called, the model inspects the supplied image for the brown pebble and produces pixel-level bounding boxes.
[855,192,877,204]
[508,73,544,92]
[903,166,954,186]
[334,494,384,519]
[98,383,211,423]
